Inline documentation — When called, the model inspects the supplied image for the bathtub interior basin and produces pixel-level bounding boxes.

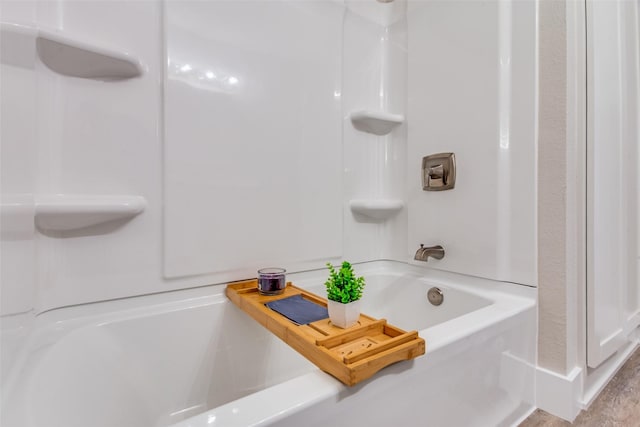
[1,261,536,427]
[358,273,492,331]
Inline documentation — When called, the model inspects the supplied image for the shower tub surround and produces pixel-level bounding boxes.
[0,0,544,424]
[2,262,535,427]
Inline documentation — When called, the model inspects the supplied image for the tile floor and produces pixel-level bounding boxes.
[520,349,640,426]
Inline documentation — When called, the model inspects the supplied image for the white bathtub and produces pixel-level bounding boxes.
[1,261,536,427]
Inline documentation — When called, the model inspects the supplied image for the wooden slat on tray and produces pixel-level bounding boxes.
[225,279,426,386]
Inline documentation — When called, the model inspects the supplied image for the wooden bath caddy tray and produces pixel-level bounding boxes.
[225,280,426,386]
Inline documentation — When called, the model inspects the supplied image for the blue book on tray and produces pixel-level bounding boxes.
[265,294,329,325]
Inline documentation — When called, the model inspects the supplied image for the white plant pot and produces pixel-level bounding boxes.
[327,299,361,329]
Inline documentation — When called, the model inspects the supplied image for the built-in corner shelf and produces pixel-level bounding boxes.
[350,110,404,136]
[349,199,404,220]
[1,22,144,80]
[35,195,146,231]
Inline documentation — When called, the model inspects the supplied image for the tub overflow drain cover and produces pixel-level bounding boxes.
[427,287,444,306]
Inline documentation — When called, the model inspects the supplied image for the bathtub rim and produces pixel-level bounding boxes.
[19,260,534,328]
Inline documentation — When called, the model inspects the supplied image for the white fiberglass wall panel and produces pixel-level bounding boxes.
[0,1,38,317]
[341,1,408,263]
[0,0,174,313]
[164,2,344,278]
[407,0,536,286]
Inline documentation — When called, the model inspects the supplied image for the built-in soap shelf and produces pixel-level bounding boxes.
[349,199,404,220]
[1,22,143,80]
[35,195,146,231]
[350,110,404,135]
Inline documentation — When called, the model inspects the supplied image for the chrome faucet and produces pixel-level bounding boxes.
[414,244,445,262]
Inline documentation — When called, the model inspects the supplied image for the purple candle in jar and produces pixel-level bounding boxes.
[257,268,286,295]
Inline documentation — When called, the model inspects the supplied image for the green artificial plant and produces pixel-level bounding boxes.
[325,261,366,304]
